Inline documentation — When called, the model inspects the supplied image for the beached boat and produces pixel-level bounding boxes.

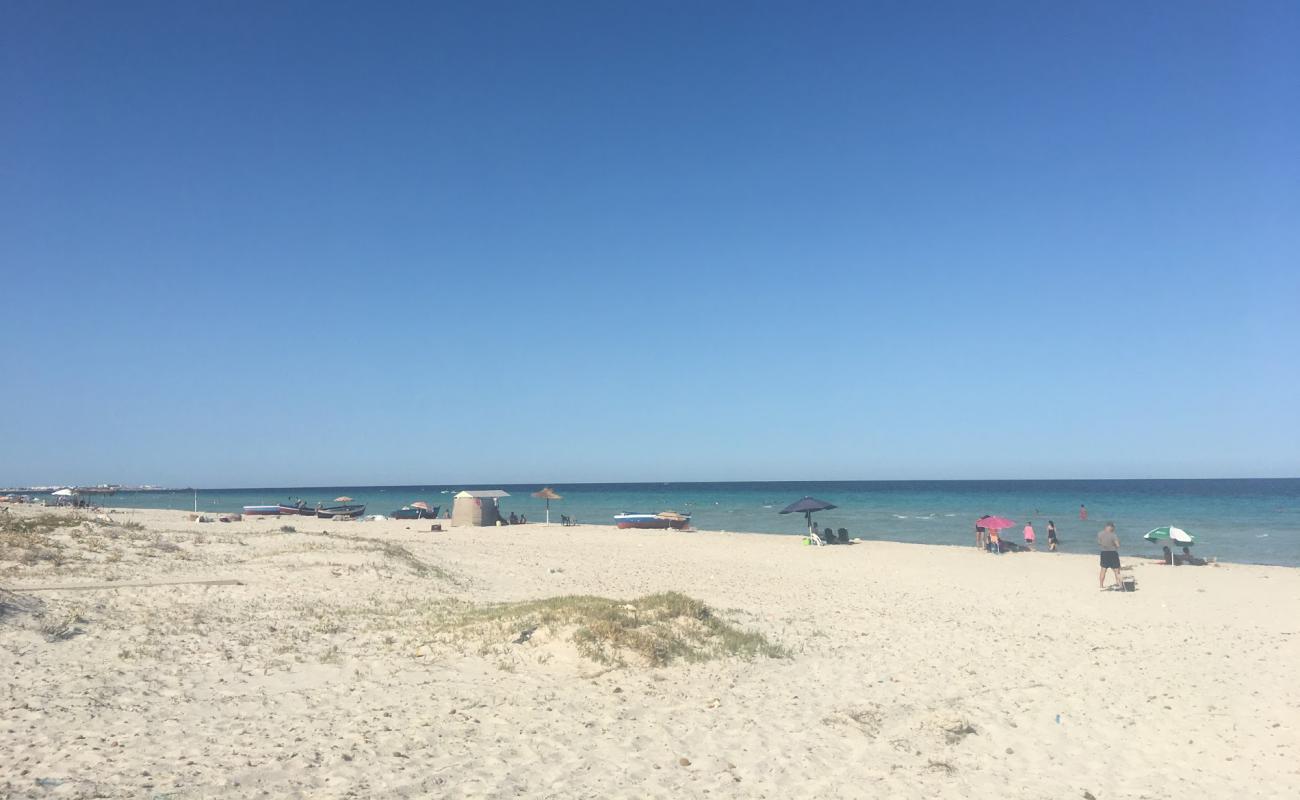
[278,500,307,515]
[317,503,366,519]
[391,506,440,520]
[614,511,692,530]
[243,505,281,516]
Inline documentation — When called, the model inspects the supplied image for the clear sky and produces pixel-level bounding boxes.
[2,1,1297,488]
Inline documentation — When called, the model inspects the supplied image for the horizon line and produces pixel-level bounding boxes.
[9,476,1297,492]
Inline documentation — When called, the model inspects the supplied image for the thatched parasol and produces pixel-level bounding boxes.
[531,487,563,524]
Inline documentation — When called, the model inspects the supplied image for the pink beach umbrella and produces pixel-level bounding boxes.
[977,516,1015,530]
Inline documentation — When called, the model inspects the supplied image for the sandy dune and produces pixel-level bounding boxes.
[2,506,1298,798]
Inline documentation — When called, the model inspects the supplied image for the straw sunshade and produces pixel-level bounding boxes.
[531,487,563,524]
[411,501,431,510]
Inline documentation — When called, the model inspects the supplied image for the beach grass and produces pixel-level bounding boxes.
[314,531,453,581]
[439,591,787,667]
[0,513,79,567]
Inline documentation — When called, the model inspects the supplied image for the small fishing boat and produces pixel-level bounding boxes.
[317,504,366,519]
[391,505,440,520]
[614,511,692,530]
[243,505,281,516]
[278,500,307,515]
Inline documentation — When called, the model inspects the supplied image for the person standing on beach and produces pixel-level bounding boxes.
[1097,522,1122,589]
[1023,521,1035,550]
[1080,504,1088,521]
[1047,520,1058,551]
[975,519,987,551]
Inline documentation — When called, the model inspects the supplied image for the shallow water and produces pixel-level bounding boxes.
[61,478,1300,567]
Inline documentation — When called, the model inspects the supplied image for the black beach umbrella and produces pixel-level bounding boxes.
[779,496,838,534]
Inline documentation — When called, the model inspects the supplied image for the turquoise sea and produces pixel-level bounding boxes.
[69,479,1300,568]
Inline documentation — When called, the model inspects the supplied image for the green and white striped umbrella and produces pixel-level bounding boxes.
[1144,526,1195,544]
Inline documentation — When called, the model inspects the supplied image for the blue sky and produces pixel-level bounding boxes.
[2,1,1297,487]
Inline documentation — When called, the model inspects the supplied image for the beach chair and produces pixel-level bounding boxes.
[807,528,828,546]
[837,528,849,543]
[822,527,837,545]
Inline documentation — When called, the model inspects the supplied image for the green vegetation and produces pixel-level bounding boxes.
[442,591,786,667]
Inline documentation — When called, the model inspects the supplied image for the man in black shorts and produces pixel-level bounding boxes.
[1097,522,1122,589]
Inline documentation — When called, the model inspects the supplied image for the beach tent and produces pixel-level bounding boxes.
[451,490,510,527]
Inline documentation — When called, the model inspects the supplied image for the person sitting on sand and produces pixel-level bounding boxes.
[519,514,527,524]
[1047,521,1058,551]
[1176,545,1207,566]
[1098,522,1122,589]
[988,528,1002,554]
[508,511,519,525]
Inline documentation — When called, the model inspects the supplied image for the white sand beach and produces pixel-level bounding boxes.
[3,506,1298,798]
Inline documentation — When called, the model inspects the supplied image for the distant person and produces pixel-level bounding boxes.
[1159,545,1173,565]
[1097,522,1122,589]
[519,514,527,524]
[1080,504,1088,521]
[975,520,987,551]
[1023,521,1036,550]
[1177,545,1207,566]
[508,511,519,525]
[988,528,1002,555]
[1047,521,1059,551]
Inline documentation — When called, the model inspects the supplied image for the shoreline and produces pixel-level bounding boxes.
[33,504,1300,572]
[11,476,1297,569]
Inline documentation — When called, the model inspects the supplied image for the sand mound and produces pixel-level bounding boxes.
[435,591,786,668]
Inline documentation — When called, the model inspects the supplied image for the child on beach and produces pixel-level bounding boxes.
[1023,522,1035,550]
[1047,521,1058,551]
